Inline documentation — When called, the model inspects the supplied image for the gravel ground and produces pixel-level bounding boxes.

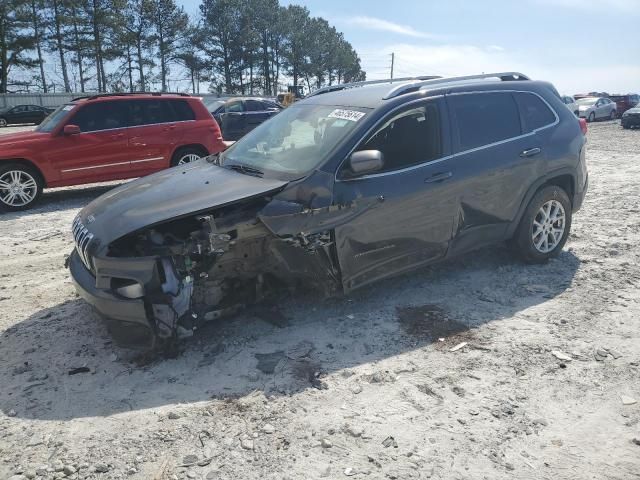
[1,121,639,480]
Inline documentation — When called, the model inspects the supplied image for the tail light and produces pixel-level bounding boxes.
[579,118,588,135]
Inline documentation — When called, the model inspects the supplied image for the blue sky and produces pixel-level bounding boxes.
[178,0,640,94]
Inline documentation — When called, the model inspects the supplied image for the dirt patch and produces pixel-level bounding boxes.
[396,304,468,339]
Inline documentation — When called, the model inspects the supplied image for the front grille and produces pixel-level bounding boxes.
[72,215,94,271]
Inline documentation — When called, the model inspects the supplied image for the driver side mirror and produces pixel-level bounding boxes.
[63,124,81,136]
[348,150,384,176]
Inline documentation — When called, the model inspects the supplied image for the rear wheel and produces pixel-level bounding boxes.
[588,112,595,123]
[513,185,572,264]
[170,146,207,167]
[0,163,43,211]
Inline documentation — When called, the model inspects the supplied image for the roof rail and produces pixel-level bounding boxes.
[382,72,530,99]
[71,91,191,101]
[307,75,441,98]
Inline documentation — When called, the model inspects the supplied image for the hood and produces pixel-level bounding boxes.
[625,106,640,114]
[0,130,49,146]
[78,160,288,247]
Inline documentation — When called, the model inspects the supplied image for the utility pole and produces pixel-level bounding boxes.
[390,52,394,80]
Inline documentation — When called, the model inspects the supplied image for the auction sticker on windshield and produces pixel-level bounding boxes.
[328,109,366,122]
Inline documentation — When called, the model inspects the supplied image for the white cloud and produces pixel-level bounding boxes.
[362,43,640,94]
[347,16,440,39]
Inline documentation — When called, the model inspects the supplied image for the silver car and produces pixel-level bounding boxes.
[577,97,617,122]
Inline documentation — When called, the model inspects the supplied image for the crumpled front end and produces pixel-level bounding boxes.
[69,196,344,343]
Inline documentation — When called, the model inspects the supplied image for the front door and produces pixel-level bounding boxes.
[332,99,457,291]
[219,100,246,140]
[47,101,130,183]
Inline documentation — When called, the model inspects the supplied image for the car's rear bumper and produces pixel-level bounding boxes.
[69,249,152,332]
[573,173,588,212]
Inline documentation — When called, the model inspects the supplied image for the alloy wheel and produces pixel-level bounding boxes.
[178,153,201,165]
[532,200,566,253]
[0,170,38,207]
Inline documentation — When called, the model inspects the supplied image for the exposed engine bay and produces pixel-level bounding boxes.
[105,197,341,342]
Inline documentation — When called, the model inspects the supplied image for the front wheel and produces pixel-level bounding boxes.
[0,164,43,211]
[610,110,616,120]
[512,185,572,264]
[170,146,207,167]
[588,112,595,123]
[0,117,7,127]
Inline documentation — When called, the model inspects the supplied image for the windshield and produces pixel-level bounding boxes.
[576,98,598,106]
[36,104,74,132]
[205,99,225,112]
[221,104,370,180]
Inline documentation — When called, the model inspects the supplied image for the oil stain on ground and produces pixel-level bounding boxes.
[396,304,468,340]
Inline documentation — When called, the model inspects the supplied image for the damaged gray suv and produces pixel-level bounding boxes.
[68,72,588,344]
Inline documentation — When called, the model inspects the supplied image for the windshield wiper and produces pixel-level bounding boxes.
[223,163,264,177]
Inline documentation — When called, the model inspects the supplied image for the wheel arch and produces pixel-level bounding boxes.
[507,169,576,238]
[172,143,210,159]
[0,158,47,187]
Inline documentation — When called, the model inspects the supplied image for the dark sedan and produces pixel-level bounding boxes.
[0,104,55,127]
[621,104,640,129]
[206,97,282,140]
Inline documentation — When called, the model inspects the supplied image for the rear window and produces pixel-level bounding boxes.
[515,92,556,132]
[449,92,521,151]
[169,100,195,121]
[245,100,265,112]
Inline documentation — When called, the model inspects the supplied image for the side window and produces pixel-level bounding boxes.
[355,102,442,173]
[514,92,556,132]
[12,106,25,113]
[263,101,281,110]
[226,101,244,113]
[168,100,195,121]
[69,102,127,132]
[128,100,172,126]
[449,92,521,151]
[245,100,265,112]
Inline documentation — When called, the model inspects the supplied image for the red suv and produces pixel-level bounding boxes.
[0,93,225,211]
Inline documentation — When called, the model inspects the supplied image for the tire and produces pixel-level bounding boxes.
[610,110,616,120]
[170,146,207,167]
[588,112,595,123]
[622,124,630,130]
[0,163,43,211]
[513,185,572,264]
[0,117,7,127]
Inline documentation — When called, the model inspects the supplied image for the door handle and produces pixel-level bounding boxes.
[520,147,541,158]
[163,124,176,131]
[425,171,453,184]
[110,133,125,140]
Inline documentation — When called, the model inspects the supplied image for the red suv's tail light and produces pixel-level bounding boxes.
[579,118,588,135]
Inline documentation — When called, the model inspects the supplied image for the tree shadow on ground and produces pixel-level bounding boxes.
[0,246,580,421]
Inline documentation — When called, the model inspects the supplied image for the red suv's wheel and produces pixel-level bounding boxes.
[170,146,207,167]
[0,164,43,211]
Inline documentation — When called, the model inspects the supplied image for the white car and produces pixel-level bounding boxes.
[561,95,578,116]
[576,97,617,122]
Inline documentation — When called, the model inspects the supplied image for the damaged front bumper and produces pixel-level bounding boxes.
[69,249,152,332]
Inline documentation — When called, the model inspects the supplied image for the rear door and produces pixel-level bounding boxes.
[47,101,131,182]
[127,99,181,173]
[444,91,554,252]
